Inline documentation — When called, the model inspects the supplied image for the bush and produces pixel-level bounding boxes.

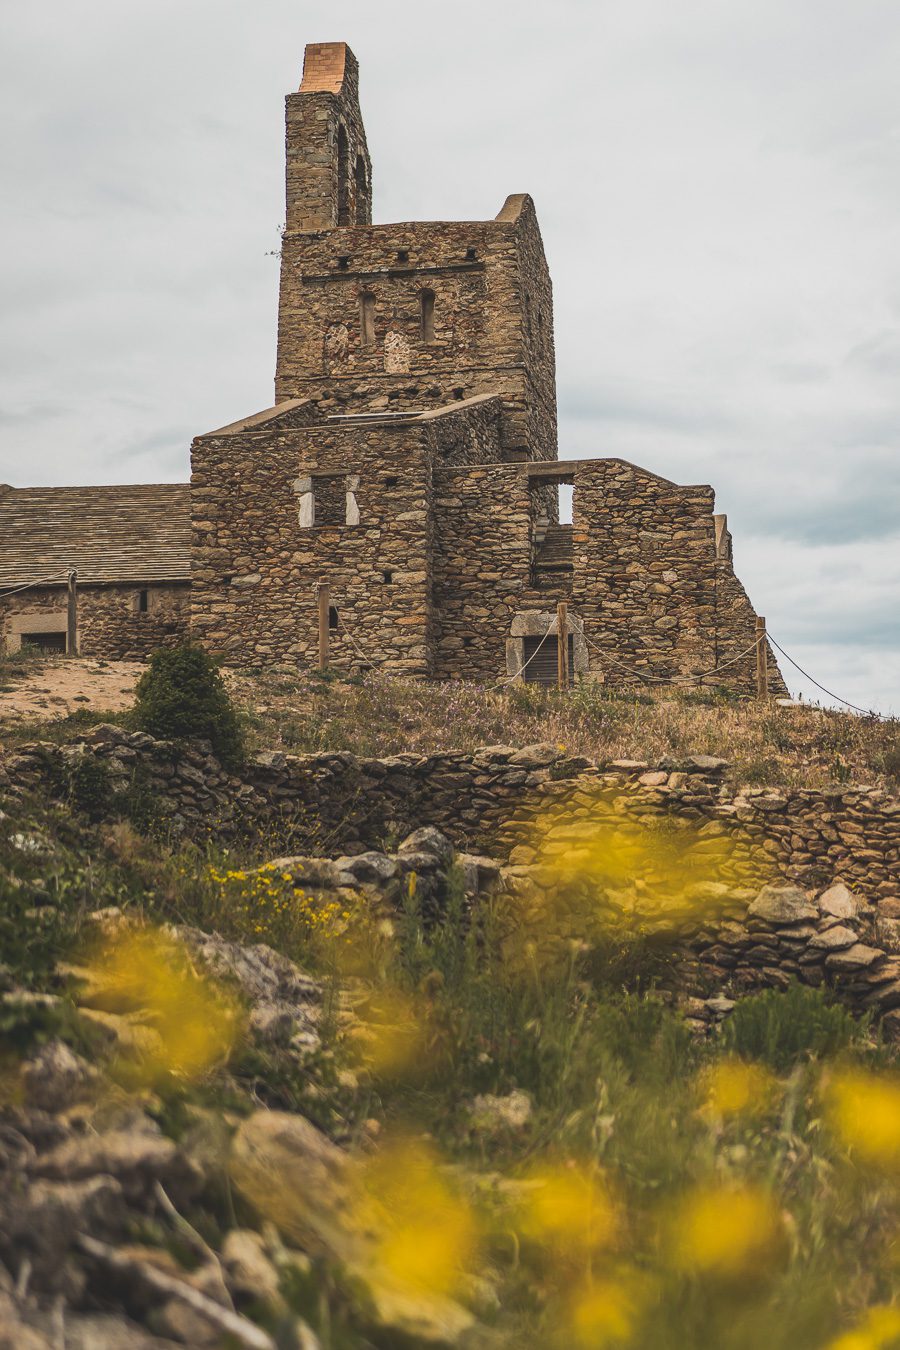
[133,644,244,768]
[722,982,869,1070]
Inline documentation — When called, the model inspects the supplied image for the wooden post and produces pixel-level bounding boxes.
[557,600,569,690]
[755,615,768,700]
[317,582,330,670]
[67,569,78,656]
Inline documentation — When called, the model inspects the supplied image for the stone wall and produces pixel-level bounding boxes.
[5,731,897,1014]
[0,584,189,660]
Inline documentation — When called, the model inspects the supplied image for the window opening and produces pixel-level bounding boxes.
[21,632,67,654]
[354,154,368,224]
[382,570,393,585]
[336,125,350,226]
[360,291,376,346]
[328,606,339,630]
[384,476,398,487]
[465,246,478,261]
[420,289,436,342]
[137,589,149,613]
[558,483,574,524]
[522,634,574,687]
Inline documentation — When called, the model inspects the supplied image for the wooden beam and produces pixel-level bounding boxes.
[318,582,330,670]
[755,615,768,700]
[67,569,78,656]
[557,601,569,690]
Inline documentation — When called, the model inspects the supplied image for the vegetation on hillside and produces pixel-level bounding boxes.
[2,771,900,1348]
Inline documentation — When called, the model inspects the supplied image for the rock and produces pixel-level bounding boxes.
[0,1293,54,1350]
[508,744,561,769]
[704,996,735,1016]
[0,1176,125,1295]
[221,1229,283,1308]
[688,755,730,772]
[29,1131,200,1205]
[396,827,455,866]
[748,885,817,925]
[818,882,859,920]
[334,852,398,885]
[228,1111,359,1263]
[609,758,649,771]
[179,928,321,1053]
[249,1003,295,1045]
[456,854,502,895]
[875,917,900,954]
[64,1314,184,1348]
[808,925,858,951]
[469,1089,532,1132]
[825,944,883,972]
[20,1039,99,1113]
[638,771,668,787]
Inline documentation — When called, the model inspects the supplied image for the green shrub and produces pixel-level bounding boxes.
[133,643,244,768]
[722,982,869,1070]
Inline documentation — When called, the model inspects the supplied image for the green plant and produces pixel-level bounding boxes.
[133,643,244,768]
[721,982,869,1070]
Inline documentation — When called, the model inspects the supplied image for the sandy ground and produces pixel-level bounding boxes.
[0,658,146,725]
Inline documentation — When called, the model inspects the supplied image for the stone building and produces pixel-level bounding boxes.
[1,41,784,693]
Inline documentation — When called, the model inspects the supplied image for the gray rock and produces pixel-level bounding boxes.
[221,1229,283,1307]
[396,827,455,865]
[818,882,859,920]
[20,1039,99,1113]
[826,944,883,972]
[64,1314,184,1348]
[808,925,858,951]
[688,755,730,772]
[334,852,398,885]
[508,744,561,769]
[249,1003,295,1045]
[29,1132,199,1205]
[875,917,900,954]
[748,884,817,925]
[0,1176,125,1295]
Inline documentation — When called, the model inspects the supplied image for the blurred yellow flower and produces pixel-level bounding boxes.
[349,986,429,1078]
[82,926,239,1081]
[517,1163,617,1256]
[828,1305,900,1350]
[568,1276,637,1346]
[354,1137,476,1298]
[826,1070,900,1172]
[700,1058,776,1120]
[667,1184,785,1285]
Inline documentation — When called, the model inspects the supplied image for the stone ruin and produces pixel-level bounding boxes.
[1,41,784,695]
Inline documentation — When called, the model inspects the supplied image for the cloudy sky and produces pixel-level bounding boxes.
[1,0,898,713]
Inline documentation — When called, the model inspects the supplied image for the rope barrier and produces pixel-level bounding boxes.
[335,607,382,669]
[767,633,884,719]
[0,569,73,599]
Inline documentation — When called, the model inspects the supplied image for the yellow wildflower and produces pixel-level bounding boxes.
[699,1058,776,1120]
[517,1162,617,1255]
[667,1184,785,1286]
[828,1305,900,1350]
[826,1070,900,1172]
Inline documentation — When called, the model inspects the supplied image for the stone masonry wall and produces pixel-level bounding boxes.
[275,200,557,460]
[0,585,189,660]
[5,732,897,1017]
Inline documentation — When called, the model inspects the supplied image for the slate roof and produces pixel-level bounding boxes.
[0,484,191,588]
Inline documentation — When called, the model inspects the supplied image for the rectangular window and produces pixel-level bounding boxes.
[360,291,376,346]
[522,634,574,687]
[137,589,149,613]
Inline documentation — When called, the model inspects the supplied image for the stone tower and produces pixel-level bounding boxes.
[274,42,558,461]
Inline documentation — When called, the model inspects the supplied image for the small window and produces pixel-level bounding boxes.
[360,291,376,347]
[328,605,338,630]
[21,632,67,654]
[452,387,464,400]
[465,246,478,261]
[337,125,350,226]
[223,574,234,586]
[396,249,409,263]
[137,589,149,613]
[382,570,393,585]
[384,476,398,487]
[420,289,435,342]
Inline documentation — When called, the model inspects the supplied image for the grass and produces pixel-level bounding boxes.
[229,667,898,792]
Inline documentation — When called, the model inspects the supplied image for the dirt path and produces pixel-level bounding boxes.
[0,658,145,725]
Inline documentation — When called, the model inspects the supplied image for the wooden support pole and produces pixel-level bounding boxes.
[67,569,78,656]
[557,600,569,691]
[317,582,330,670]
[755,615,768,700]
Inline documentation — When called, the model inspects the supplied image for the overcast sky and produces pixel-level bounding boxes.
[1,0,897,714]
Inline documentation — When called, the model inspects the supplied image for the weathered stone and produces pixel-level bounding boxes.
[818,882,859,920]
[825,944,883,972]
[20,1039,99,1113]
[807,925,858,951]
[747,885,817,925]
